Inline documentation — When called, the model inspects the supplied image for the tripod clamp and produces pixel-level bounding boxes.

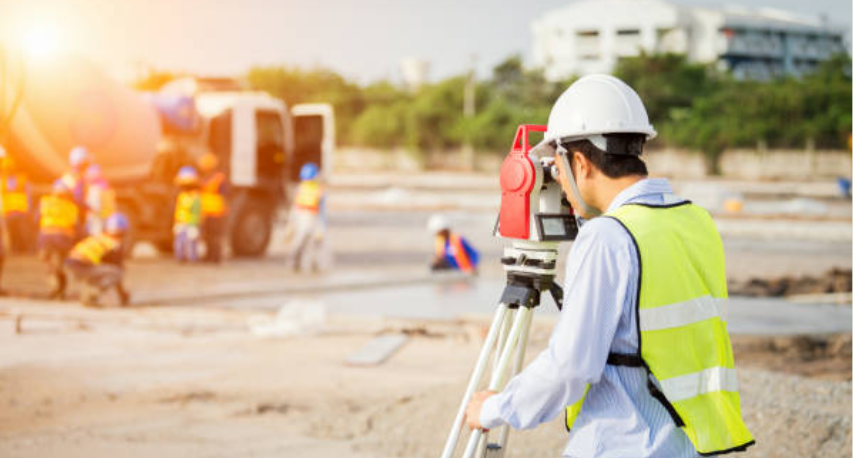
[500,272,563,311]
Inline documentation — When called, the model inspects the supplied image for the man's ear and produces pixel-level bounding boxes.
[571,151,593,179]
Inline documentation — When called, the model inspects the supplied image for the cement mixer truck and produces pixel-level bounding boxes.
[2,54,333,257]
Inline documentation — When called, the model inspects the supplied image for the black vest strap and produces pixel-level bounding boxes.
[606,352,644,367]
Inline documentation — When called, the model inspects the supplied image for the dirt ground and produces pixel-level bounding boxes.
[0,301,849,458]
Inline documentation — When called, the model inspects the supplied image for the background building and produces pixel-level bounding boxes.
[532,0,848,80]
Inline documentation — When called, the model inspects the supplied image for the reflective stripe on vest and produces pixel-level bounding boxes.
[294,180,322,212]
[174,191,201,225]
[2,174,29,214]
[564,202,753,455]
[201,172,227,216]
[70,234,119,265]
[39,196,79,235]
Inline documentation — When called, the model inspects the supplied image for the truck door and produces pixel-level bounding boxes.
[255,109,286,199]
[291,104,335,181]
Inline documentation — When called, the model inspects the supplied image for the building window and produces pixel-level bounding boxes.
[615,29,642,56]
[576,29,600,59]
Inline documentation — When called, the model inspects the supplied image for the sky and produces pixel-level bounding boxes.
[0,0,850,84]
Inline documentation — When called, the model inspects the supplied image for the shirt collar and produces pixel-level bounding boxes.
[605,178,674,213]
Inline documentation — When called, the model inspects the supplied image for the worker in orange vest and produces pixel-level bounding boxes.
[427,214,479,274]
[197,152,228,263]
[38,178,80,299]
[282,163,327,271]
[84,164,117,235]
[66,213,130,307]
[0,151,33,253]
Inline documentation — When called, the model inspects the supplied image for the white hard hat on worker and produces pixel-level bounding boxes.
[544,74,655,147]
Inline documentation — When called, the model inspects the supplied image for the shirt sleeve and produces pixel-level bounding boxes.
[480,217,636,430]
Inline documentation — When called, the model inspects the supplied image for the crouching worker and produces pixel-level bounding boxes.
[427,214,479,274]
[65,213,130,307]
[38,178,80,299]
[173,166,203,263]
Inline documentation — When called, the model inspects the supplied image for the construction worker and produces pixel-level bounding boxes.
[464,75,754,457]
[84,164,117,235]
[65,213,131,307]
[38,179,80,299]
[427,214,479,274]
[0,148,34,253]
[173,166,202,263]
[62,146,91,239]
[282,162,326,271]
[197,152,228,263]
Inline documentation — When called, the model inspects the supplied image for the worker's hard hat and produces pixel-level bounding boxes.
[0,144,6,158]
[105,213,129,235]
[85,164,103,182]
[545,74,656,148]
[175,165,199,185]
[197,152,219,171]
[427,214,450,233]
[52,178,72,195]
[69,146,91,168]
[299,162,319,181]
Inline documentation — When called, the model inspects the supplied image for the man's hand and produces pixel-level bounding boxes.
[465,390,497,430]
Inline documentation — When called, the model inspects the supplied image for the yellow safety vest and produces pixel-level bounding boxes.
[174,191,201,226]
[294,180,322,212]
[200,172,227,217]
[39,195,79,235]
[2,174,29,214]
[565,202,754,455]
[69,234,120,265]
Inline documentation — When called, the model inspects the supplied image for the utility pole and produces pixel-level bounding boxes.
[462,54,477,171]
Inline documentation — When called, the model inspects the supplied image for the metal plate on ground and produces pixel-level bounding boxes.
[345,334,410,366]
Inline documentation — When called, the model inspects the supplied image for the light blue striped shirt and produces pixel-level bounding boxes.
[480,178,699,458]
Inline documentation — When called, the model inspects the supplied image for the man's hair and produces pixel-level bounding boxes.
[562,134,648,178]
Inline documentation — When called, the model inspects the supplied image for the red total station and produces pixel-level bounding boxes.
[499,124,547,239]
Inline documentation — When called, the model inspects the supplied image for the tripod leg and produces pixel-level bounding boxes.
[496,308,533,453]
[476,309,515,458]
[440,303,510,458]
[462,306,533,458]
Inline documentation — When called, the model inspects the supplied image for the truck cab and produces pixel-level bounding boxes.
[131,87,333,257]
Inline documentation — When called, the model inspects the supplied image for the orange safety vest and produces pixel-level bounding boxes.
[2,174,29,215]
[99,187,117,220]
[200,172,227,217]
[435,233,474,273]
[39,195,79,235]
[69,233,120,265]
[174,191,202,226]
[294,180,322,212]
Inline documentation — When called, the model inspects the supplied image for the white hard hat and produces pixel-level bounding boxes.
[69,146,90,167]
[545,74,656,145]
[427,214,450,233]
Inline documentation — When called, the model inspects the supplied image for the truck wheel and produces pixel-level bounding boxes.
[230,202,272,257]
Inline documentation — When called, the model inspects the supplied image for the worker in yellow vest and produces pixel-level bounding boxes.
[0,152,34,253]
[197,152,228,263]
[84,164,117,235]
[282,162,327,271]
[62,146,91,240]
[65,213,130,307]
[38,179,80,299]
[173,166,202,263]
[464,75,753,457]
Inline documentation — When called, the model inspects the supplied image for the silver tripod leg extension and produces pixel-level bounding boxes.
[493,306,533,456]
[440,303,511,458]
[461,305,533,458]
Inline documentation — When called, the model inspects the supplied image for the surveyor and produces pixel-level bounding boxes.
[0,147,34,253]
[62,146,91,239]
[282,162,326,271]
[173,166,203,263]
[84,164,117,235]
[65,213,131,307]
[464,75,754,457]
[427,214,479,274]
[38,178,80,299]
[197,152,228,263]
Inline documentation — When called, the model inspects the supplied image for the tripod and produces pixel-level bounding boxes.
[441,241,563,458]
